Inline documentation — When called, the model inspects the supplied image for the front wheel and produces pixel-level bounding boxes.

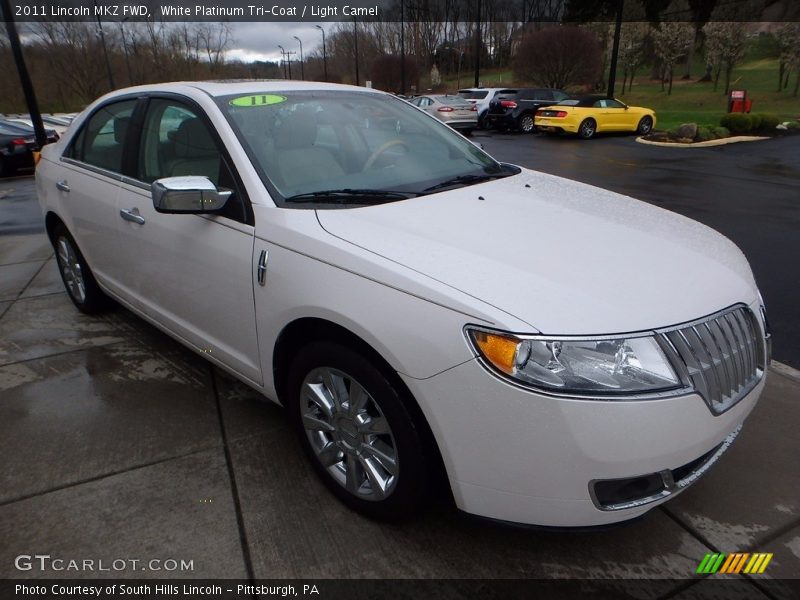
[518,113,535,133]
[637,116,654,135]
[286,341,429,520]
[578,118,597,139]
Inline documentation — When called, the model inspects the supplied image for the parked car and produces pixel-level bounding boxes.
[0,119,59,176]
[409,94,478,135]
[0,118,60,144]
[0,122,38,176]
[7,115,71,135]
[485,88,568,133]
[535,95,656,139]
[457,87,507,129]
[36,81,769,527]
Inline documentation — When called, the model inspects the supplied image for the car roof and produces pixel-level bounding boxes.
[571,95,614,106]
[103,80,384,99]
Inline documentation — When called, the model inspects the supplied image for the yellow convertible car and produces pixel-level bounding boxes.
[535,95,656,139]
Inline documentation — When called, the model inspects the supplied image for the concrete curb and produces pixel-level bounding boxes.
[635,135,770,148]
[771,360,800,383]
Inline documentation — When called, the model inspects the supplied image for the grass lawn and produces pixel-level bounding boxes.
[438,58,800,132]
[617,59,800,130]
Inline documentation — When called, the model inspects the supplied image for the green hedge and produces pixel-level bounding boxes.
[720,112,781,133]
[720,113,753,133]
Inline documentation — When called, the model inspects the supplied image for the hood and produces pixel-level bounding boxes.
[316,170,758,335]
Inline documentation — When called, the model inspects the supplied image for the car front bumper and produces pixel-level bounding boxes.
[402,358,764,527]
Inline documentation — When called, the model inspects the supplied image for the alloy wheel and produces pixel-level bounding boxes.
[56,236,86,304]
[300,367,399,501]
[638,117,653,134]
[520,115,534,133]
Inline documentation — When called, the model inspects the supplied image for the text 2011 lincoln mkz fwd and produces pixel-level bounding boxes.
[36,81,770,526]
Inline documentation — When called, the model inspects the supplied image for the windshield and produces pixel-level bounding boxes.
[459,90,488,100]
[434,96,472,107]
[218,90,511,208]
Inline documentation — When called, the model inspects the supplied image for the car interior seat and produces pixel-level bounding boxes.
[168,117,221,182]
[272,110,345,191]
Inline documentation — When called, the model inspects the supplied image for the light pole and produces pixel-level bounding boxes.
[293,36,305,80]
[607,0,624,98]
[474,0,481,88]
[315,25,328,82]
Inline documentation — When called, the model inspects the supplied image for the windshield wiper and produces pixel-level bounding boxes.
[285,189,415,204]
[420,171,512,194]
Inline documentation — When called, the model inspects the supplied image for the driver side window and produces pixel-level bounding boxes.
[138,99,246,222]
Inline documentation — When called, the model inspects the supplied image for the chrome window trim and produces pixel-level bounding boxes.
[61,156,126,183]
[588,424,742,511]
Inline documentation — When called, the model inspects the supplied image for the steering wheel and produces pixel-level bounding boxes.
[363,139,410,171]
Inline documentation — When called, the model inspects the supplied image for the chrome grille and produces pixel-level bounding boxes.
[658,306,765,414]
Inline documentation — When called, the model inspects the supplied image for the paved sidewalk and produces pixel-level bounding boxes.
[0,230,798,598]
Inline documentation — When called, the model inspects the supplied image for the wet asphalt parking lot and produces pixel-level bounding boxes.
[0,131,798,597]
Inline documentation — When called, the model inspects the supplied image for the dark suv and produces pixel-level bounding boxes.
[485,88,568,133]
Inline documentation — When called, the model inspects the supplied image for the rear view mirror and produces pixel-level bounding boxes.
[151,176,231,214]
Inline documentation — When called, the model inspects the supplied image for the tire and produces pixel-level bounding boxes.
[637,116,654,135]
[52,223,108,314]
[462,128,474,137]
[518,113,535,134]
[286,341,429,520]
[0,157,9,178]
[578,118,597,139]
[477,112,487,130]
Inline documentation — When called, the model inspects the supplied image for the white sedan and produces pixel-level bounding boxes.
[36,81,769,527]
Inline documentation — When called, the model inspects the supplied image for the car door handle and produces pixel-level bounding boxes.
[119,208,145,225]
[56,180,70,192]
[257,250,268,286]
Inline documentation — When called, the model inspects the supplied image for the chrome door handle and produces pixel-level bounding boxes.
[257,250,268,286]
[56,180,70,192]
[119,208,145,225]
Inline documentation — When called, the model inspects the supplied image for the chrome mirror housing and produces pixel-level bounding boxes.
[151,176,232,214]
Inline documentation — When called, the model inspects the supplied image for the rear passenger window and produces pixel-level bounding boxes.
[68,100,136,174]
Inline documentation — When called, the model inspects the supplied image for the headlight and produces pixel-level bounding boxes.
[466,327,681,395]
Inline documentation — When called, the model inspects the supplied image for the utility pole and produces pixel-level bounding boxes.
[119,18,134,86]
[607,0,624,98]
[474,0,481,87]
[93,0,116,91]
[293,36,305,80]
[400,0,405,94]
[353,17,360,86]
[1,0,46,148]
[315,25,328,82]
[278,45,288,79]
[286,51,295,80]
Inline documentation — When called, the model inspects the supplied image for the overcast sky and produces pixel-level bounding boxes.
[225,22,331,63]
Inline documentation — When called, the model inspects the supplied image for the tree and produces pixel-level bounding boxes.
[512,26,601,90]
[618,23,650,93]
[652,22,694,95]
[776,24,800,95]
[703,22,747,94]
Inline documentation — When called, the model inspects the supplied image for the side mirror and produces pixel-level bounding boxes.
[151,176,231,214]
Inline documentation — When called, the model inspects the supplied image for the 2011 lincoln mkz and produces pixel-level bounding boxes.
[36,81,770,526]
